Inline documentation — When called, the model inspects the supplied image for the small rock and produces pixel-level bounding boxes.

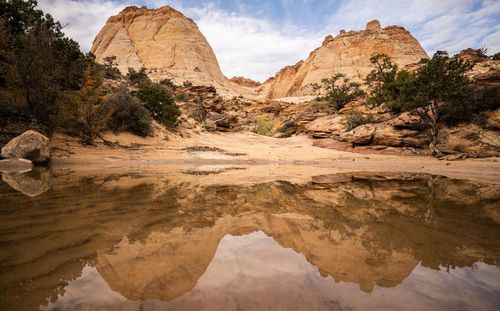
[445,154,466,161]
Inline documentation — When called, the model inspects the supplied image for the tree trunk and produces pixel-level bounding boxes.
[428,118,443,157]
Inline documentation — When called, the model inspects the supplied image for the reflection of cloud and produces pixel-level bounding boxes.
[44,232,500,311]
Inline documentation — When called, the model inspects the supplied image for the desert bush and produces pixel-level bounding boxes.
[278,120,298,137]
[127,67,150,85]
[100,56,121,80]
[57,65,111,145]
[183,80,193,87]
[160,78,175,88]
[175,92,190,102]
[492,52,500,61]
[321,73,364,110]
[252,115,280,136]
[442,84,500,125]
[132,84,180,128]
[106,88,152,137]
[343,109,375,131]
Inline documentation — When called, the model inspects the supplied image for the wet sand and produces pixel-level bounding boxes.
[50,131,500,184]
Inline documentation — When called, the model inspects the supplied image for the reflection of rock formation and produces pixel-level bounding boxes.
[1,167,50,197]
[97,211,419,300]
[0,171,499,310]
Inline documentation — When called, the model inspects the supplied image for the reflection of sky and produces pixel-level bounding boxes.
[43,231,500,311]
[38,0,500,81]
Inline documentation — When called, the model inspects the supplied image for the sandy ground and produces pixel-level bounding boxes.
[49,131,500,184]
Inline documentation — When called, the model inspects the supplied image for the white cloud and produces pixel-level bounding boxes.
[36,0,500,82]
[38,0,124,51]
[187,5,325,81]
[327,0,500,56]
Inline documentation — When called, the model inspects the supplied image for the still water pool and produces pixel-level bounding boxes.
[1,169,499,310]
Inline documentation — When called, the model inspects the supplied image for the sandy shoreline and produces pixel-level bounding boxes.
[45,133,500,183]
[49,131,500,184]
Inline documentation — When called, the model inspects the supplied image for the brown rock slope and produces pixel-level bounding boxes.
[263,20,428,99]
[91,6,226,87]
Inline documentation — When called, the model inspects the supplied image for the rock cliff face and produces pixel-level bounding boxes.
[263,20,428,99]
[91,6,226,86]
[92,7,428,100]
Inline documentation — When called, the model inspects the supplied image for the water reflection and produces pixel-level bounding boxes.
[0,170,499,310]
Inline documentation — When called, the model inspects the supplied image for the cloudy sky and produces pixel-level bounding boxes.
[38,0,500,81]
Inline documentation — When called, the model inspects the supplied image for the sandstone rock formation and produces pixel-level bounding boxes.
[91,6,226,87]
[1,130,50,163]
[263,20,428,99]
[92,7,429,100]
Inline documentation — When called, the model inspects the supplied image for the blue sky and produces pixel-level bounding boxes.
[39,0,500,81]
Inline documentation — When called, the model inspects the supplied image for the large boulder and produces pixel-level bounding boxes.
[305,115,346,138]
[373,125,427,147]
[1,130,50,163]
[339,124,376,145]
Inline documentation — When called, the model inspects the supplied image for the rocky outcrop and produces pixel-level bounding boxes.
[91,6,226,87]
[339,124,376,145]
[229,76,261,88]
[263,20,428,99]
[1,130,50,163]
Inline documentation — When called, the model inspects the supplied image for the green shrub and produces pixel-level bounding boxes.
[321,73,364,110]
[392,51,472,156]
[132,84,180,129]
[252,115,280,136]
[442,84,500,125]
[278,120,298,137]
[106,89,152,137]
[344,109,375,131]
[175,92,190,102]
[57,65,112,145]
[100,56,121,80]
[127,67,150,85]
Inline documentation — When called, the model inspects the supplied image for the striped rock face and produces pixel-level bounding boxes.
[91,6,226,86]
